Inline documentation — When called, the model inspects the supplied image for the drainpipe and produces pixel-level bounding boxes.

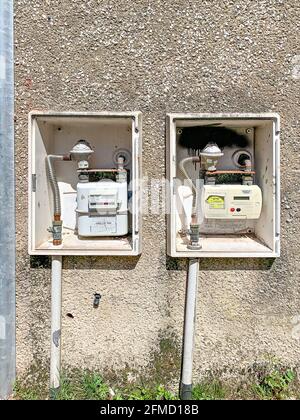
[180,258,199,400]
[50,256,62,395]
[0,0,15,399]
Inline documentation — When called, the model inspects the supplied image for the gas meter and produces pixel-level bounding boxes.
[46,139,129,243]
[77,178,128,237]
[201,184,262,220]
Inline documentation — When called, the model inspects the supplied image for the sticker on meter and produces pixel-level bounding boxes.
[206,195,225,209]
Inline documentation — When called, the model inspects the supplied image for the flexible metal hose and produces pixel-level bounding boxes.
[46,155,64,216]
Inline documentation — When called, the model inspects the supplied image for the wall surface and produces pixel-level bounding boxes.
[15,0,300,383]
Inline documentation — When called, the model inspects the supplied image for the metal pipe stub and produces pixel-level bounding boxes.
[180,383,193,400]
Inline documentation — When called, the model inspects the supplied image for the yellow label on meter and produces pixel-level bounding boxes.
[206,195,225,209]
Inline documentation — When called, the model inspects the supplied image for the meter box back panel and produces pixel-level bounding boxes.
[28,111,142,256]
[167,113,280,258]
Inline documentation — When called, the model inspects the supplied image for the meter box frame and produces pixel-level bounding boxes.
[167,113,280,258]
[28,111,142,256]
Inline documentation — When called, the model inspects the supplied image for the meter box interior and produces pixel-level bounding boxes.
[29,111,142,256]
[167,113,280,258]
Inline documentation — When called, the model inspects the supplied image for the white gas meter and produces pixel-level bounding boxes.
[77,179,128,237]
[201,184,262,220]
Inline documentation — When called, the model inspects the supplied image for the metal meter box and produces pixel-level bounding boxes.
[28,111,142,256]
[167,113,280,258]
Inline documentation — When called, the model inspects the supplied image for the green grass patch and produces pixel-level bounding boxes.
[14,364,299,400]
[14,369,178,401]
[192,380,227,400]
[253,367,296,400]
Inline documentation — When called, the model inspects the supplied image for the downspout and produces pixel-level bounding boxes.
[180,258,199,400]
[0,0,15,399]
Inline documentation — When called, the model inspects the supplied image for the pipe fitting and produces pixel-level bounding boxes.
[52,220,63,246]
[48,219,63,246]
[180,383,193,400]
[187,224,202,250]
[232,150,252,171]
[243,158,252,172]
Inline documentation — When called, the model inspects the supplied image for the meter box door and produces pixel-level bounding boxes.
[28,111,142,256]
[167,113,280,258]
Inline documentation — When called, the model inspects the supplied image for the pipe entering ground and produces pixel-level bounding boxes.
[50,256,62,396]
[180,258,199,400]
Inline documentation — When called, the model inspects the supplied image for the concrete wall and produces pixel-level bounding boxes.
[15,0,300,382]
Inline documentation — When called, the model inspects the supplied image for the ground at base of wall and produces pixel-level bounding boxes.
[14,363,300,401]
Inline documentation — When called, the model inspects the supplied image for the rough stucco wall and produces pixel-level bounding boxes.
[15,0,300,381]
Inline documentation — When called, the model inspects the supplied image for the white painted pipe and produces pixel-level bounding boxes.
[50,256,62,393]
[180,258,199,400]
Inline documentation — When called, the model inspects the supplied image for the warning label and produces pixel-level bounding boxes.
[206,195,225,209]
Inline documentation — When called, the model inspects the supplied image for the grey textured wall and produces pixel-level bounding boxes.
[15,0,300,383]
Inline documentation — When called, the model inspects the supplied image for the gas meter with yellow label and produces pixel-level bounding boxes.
[201,185,262,220]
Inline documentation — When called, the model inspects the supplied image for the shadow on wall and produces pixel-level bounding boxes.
[30,255,140,270]
[30,255,275,272]
[166,256,275,272]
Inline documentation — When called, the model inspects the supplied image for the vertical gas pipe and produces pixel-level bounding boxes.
[180,258,199,400]
[47,141,93,395]
[50,256,62,395]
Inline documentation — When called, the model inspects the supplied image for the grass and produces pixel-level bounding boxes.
[53,372,110,400]
[114,385,177,401]
[14,364,300,401]
[191,367,299,401]
[14,369,178,401]
[192,380,227,400]
[253,367,296,400]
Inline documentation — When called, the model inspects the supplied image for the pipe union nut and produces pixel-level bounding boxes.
[52,220,62,242]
